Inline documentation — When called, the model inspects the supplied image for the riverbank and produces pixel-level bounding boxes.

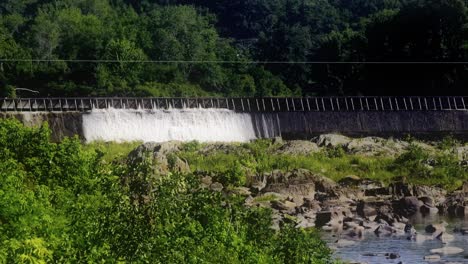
[116,134,467,263]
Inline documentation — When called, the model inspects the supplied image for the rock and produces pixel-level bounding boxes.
[200,176,212,188]
[272,136,283,145]
[434,232,455,243]
[356,201,378,219]
[271,200,297,212]
[335,239,356,247]
[374,224,397,236]
[346,137,406,156]
[364,187,390,197]
[395,196,423,217]
[260,169,337,201]
[338,175,362,187]
[456,146,468,162]
[425,222,447,234]
[388,180,414,197]
[462,181,468,194]
[343,226,364,239]
[404,223,416,234]
[385,253,400,259]
[230,187,251,196]
[315,211,332,228]
[277,140,319,155]
[420,204,439,215]
[295,215,315,228]
[127,141,189,174]
[316,208,345,231]
[210,182,224,192]
[424,255,441,261]
[430,246,464,255]
[301,197,321,212]
[315,134,351,147]
[419,196,434,206]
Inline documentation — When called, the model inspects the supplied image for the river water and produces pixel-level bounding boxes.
[322,214,468,264]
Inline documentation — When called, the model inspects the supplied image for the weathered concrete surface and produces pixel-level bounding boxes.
[276,111,468,139]
[1,110,467,141]
[0,112,83,141]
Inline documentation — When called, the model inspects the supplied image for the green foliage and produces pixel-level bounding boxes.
[0,119,332,263]
[1,0,466,96]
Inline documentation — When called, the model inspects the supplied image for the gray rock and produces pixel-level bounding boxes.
[277,140,319,155]
[356,201,378,219]
[424,254,441,261]
[271,200,297,212]
[338,175,362,187]
[430,246,464,255]
[210,182,224,192]
[425,221,447,234]
[315,134,351,147]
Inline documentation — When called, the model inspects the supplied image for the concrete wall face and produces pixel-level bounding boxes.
[276,111,468,139]
[1,110,467,141]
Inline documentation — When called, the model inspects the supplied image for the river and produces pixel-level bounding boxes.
[322,214,468,263]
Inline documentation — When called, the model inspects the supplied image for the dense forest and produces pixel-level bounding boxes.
[0,0,467,97]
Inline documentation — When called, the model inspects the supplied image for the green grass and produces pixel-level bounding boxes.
[84,139,467,190]
[84,140,142,163]
[177,140,467,190]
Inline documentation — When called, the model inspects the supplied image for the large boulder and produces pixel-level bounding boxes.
[277,140,320,155]
[394,196,423,217]
[258,169,338,201]
[315,134,351,147]
[128,141,189,174]
[346,137,407,156]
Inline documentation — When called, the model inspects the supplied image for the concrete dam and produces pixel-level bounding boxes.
[1,96,467,142]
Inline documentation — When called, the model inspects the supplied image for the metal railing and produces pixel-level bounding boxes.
[1,96,467,112]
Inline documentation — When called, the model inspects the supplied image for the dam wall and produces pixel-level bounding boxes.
[1,109,467,142]
[1,97,467,142]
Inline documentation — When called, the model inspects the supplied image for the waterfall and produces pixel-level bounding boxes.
[82,107,280,143]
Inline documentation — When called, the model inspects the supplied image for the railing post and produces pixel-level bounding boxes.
[306,98,311,111]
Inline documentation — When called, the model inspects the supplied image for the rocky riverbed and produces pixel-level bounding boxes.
[126,134,468,264]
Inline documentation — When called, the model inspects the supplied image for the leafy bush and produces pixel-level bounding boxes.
[0,119,332,263]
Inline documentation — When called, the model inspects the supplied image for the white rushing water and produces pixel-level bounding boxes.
[82,107,267,143]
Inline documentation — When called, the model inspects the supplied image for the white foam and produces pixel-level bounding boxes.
[82,107,260,143]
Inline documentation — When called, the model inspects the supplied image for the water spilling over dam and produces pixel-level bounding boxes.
[82,107,280,142]
[1,96,467,142]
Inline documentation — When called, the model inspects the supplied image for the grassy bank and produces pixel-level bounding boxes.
[174,139,467,190]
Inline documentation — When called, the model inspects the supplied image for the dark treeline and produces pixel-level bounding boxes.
[0,0,467,97]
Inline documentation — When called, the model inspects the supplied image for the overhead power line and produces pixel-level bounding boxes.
[0,59,467,64]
